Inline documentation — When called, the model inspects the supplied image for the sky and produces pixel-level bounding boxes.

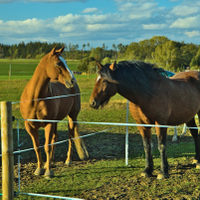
[0,0,200,49]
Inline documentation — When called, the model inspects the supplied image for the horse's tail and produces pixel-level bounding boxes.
[73,124,89,160]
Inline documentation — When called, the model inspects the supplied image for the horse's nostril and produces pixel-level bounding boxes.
[71,78,75,85]
[90,100,96,108]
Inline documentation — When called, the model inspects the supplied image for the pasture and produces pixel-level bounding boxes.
[0,59,200,199]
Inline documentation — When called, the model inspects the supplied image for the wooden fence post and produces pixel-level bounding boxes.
[1,101,14,200]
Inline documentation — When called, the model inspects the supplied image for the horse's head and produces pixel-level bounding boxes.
[44,46,75,88]
[89,62,118,109]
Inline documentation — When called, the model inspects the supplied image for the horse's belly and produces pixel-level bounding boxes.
[36,99,73,120]
[167,106,199,125]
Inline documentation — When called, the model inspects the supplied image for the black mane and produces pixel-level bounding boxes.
[100,60,167,96]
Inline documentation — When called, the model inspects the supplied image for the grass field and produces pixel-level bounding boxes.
[0,59,80,80]
[0,59,200,199]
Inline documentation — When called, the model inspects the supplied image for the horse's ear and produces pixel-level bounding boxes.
[51,45,57,55]
[109,61,116,71]
[57,46,65,54]
[96,62,102,70]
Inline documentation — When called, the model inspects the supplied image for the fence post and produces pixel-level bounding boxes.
[125,100,129,166]
[1,101,14,200]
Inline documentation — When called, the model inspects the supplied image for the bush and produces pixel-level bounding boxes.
[101,57,111,65]
[77,57,95,72]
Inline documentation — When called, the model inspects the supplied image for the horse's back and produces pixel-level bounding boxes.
[171,71,200,81]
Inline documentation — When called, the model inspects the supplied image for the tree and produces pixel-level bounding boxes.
[170,47,182,71]
[88,61,97,73]
[82,44,86,51]
[87,43,90,51]
[0,47,4,58]
[181,43,198,68]
[90,47,104,62]
[77,57,95,72]
[190,48,200,68]
[112,44,117,59]
[13,49,19,59]
[154,40,183,70]
[101,57,111,65]
[117,43,127,53]
[124,42,141,60]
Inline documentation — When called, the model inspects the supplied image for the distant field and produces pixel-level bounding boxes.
[0,59,80,80]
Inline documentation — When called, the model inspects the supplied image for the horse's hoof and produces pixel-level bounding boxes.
[44,170,54,179]
[193,159,198,164]
[157,173,168,180]
[196,163,200,169]
[141,171,151,178]
[172,137,177,142]
[34,168,45,176]
[65,161,72,166]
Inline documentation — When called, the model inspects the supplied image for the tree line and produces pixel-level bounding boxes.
[0,36,200,72]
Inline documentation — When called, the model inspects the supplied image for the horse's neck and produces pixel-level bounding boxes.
[118,87,146,106]
[27,63,50,99]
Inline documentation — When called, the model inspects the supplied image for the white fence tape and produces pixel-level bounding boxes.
[20,118,199,130]
[12,93,86,105]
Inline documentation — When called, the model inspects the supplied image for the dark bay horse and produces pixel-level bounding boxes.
[89,61,200,179]
[20,46,88,178]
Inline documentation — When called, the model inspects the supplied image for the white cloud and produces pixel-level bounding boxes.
[171,5,199,16]
[0,18,46,35]
[184,30,200,37]
[53,14,81,25]
[170,15,200,28]
[142,24,168,30]
[118,2,163,20]
[119,2,157,12]
[87,24,125,31]
[82,8,99,14]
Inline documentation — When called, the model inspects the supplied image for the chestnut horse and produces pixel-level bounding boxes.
[89,61,200,179]
[20,46,88,178]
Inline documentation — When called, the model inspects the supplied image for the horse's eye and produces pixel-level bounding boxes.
[57,61,62,66]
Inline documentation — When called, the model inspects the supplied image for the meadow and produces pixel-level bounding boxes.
[0,59,200,199]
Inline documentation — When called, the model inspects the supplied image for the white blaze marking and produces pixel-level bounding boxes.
[59,56,75,80]
[96,75,101,83]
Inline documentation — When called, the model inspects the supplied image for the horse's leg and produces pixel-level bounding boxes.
[65,115,88,166]
[186,118,200,168]
[44,123,55,179]
[156,124,168,179]
[49,123,58,163]
[139,126,153,177]
[25,121,45,176]
[65,117,73,166]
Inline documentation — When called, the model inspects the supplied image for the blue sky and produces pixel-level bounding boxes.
[0,0,200,49]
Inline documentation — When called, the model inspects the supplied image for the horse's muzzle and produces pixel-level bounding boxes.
[89,100,99,109]
[65,78,76,88]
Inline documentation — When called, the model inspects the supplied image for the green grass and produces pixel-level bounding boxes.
[0,59,80,80]
[0,59,199,199]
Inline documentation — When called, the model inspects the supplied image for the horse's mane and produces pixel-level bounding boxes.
[100,60,167,96]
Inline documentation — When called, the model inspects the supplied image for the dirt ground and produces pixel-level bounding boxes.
[1,128,200,200]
